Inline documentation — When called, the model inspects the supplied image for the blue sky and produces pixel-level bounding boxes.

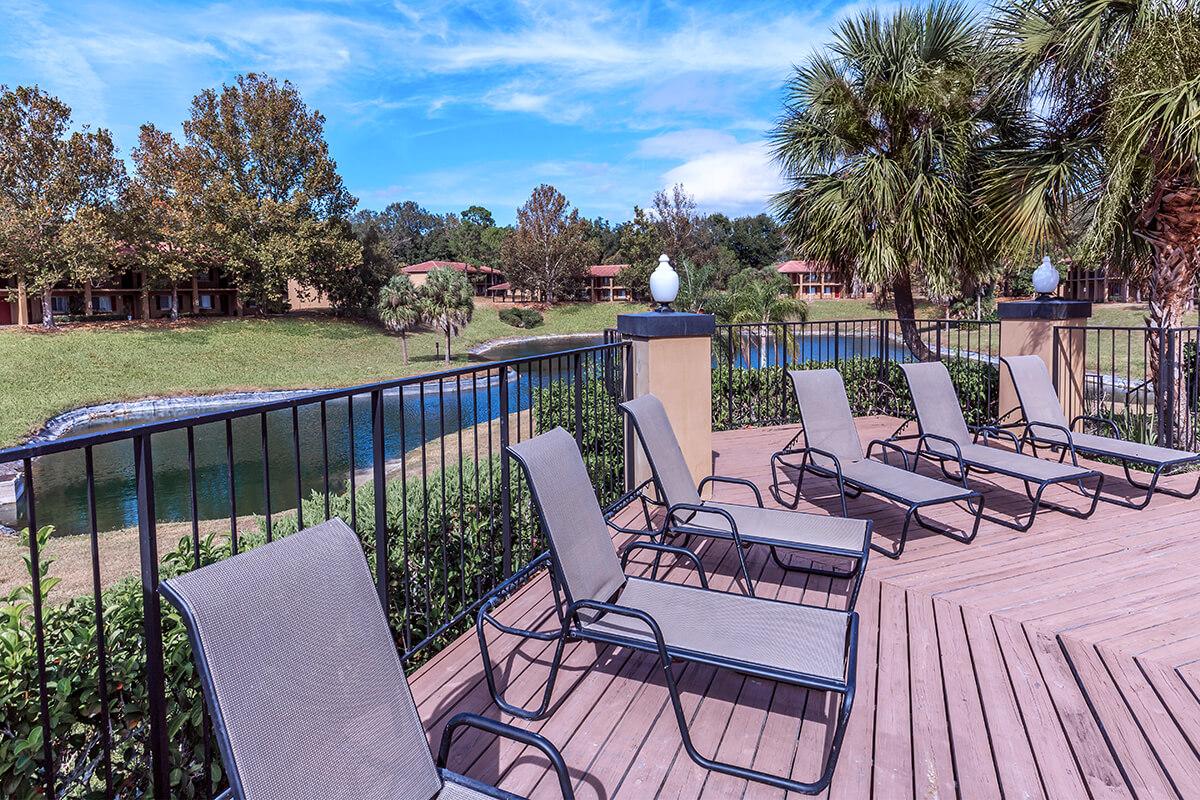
[0,0,879,224]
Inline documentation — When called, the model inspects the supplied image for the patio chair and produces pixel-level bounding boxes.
[619,393,872,608]
[1002,354,1200,509]
[898,361,1104,531]
[477,427,857,795]
[160,518,575,800]
[769,368,985,558]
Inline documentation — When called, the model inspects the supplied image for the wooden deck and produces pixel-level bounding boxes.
[411,417,1200,799]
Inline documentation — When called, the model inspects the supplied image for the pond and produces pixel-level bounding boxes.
[719,330,909,368]
[5,333,605,536]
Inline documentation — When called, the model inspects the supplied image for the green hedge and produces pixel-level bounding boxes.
[712,355,999,431]
[1,374,626,798]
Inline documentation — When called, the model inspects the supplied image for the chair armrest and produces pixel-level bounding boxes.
[914,433,971,487]
[970,424,1022,450]
[865,439,911,470]
[619,541,709,588]
[567,599,672,663]
[698,475,764,507]
[1071,414,1120,437]
[796,444,846,478]
[437,712,575,800]
[1024,420,1080,465]
[665,501,755,594]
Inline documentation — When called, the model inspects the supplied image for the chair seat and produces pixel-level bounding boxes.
[690,501,869,555]
[838,458,975,504]
[437,779,501,799]
[928,441,1093,482]
[584,577,850,683]
[1047,431,1199,467]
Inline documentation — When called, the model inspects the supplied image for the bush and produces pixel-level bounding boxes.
[712,355,999,431]
[499,307,544,329]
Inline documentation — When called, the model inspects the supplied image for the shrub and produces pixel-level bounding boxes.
[498,307,544,329]
[711,355,999,431]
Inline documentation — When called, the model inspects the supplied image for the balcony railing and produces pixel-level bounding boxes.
[1,340,630,800]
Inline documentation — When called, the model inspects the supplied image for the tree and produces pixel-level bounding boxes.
[353,201,450,268]
[182,73,360,311]
[377,274,423,364]
[711,269,808,366]
[650,184,709,265]
[421,266,474,364]
[770,3,1015,359]
[502,184,597,304]
[0,85,125,328]
[989,0,1200,436]
[121,124,203,320]
[448,205,508,267]
[615,206,663,299]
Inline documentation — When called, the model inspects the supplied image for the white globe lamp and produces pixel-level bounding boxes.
[1032,255,1059,299]
[649,253,680,311]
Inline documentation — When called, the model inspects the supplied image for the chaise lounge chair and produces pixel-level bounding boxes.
[1002,354,1200,509]
[898,361,1104,531]
[478,427,857,795]
[770,368,985,558]
[160,518,575,800]
[619,393,872,608]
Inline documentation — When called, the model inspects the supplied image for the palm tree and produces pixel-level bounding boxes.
[376,274,423,365]
[988,0,1200,437]
[712,270,808,367]
[421,266,475,364]
[770,2,1019,360]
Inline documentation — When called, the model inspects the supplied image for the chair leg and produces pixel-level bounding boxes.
[769,453,804,509]
[476,605,570,721]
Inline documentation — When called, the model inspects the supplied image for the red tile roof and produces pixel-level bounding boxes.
[775,260,825,274]
[588,264,627,278]
[402,260,499,275]
[485,282,511,292]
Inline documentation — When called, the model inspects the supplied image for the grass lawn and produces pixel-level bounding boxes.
[0,301,642,447]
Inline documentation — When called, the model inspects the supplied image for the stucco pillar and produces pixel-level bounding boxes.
[617,311,714,490]
[998,299,1092,424]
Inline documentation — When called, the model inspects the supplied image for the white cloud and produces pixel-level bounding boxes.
[634,128,738,160]
[662,140,783,212]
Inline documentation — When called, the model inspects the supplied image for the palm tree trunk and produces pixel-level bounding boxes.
[893,273,933,361]
[444,314,452,364]
[16,277,28,326]
[1144,182,1200,446]
[401,332,409,366]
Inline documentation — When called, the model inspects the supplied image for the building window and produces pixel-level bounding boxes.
[51,296,69,314]
[199,294,213,310]
[807,286,817,295]
[157,295,173,311]
[94,295,113,313]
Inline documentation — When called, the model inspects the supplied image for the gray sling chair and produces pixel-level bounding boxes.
[160,518,575,800]
[769,368,985,559]
[476,427,857,795]
[619,393,872,608]
[898,361,1104,531]
[1002,354,1200,508]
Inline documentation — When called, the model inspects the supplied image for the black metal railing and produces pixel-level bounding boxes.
[1,340,629,800]
[1054,325,1200,450]
[712,318,1001,430]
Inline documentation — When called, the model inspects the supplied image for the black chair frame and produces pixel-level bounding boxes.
[474,453,859,796]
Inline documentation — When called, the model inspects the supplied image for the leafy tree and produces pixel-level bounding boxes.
[448,205,508,266]
[181,73,360,311]
[711,269,809,365]
[615,206,663,299]
[771,3,1015,359]
[353,201,450,268]
[584,216,623,263]
[502,184,597,304]
[651,184,710,265]
[377,274,423,364]
[989,0,1200,434]
[0,85,125,328]
[728,214,784,271]
[421,266,474,363]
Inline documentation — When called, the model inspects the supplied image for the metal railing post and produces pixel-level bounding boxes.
[573,352,584,449]
[499,367,513,578]
[371,388,388,611]
[134,433,171,799]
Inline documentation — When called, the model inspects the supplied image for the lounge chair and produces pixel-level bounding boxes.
[770,368,984,558]
[160,518,575,800]
[619,393,872,608]
[1002,354,1200,509]
[478,427,857,795]
[898,361,1104,531]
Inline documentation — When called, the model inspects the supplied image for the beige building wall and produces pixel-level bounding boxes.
[998,311,1089,424]
[627,334,713,488]
[286,279,331,311]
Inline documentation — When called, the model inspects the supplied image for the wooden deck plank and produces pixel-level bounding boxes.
[409,420,1200,800]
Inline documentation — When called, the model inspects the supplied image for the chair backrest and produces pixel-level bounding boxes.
[160,519,442,800]
[620,394,702,508]
[899,361,972,444]
[1001,355,1070,428]
[788,369,865,462]
[507,427,627,609]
